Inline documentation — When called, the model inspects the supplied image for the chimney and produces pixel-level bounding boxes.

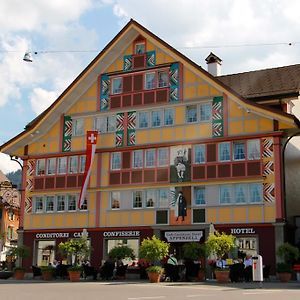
[205,52,222,76]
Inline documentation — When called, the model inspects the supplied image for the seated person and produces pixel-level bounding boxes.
[216,258,227,269]
[100,257,115,280]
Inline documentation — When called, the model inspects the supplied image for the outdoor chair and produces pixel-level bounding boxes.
[31,265,42,278]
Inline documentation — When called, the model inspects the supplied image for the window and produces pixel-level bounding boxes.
[186,105,197,123]
[194,144,206,164]
[151,110,162,127]
[158,70,168,87]
[68,156,78,174]
[194,187,205,205]
[80,198,88,210]
[36,159,45,176]
[73,119,84,136]
[111,152,121,170]
[36,240,56,267]
[220,185,232,204]
[46,196,55,212]
[164,108,174,126]
[133,191,143,208]
[107,115,116,132]
[146,190,155,208]
[68,195,77,211]
[145,149,156,168]
[79,156,86,173]
[247,139,261,160]
[138,111,149,128]
[235,184,247,203]
[158,148,169,166]
[57,157,67,174]
[35,196,44,213]
[46,158,56,175]
[158,189,169,208]
[233,142,245,160]
[94,115,116,133]
[7,226,14,240]
[57,195,66,212]
[199,103,212,121]
[112,77,122,94]
[135,42,145,54]
[145,72,156,89]
[133,150,143,168]
[249,183,262,203]
[219,142,231,161]
[111,192,120,209]
[8,211,15,221]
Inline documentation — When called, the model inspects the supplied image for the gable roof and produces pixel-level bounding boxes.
[218,64,300,101]
[1,19,299,154]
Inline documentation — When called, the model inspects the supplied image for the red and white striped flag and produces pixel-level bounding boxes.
[78,131,98,209]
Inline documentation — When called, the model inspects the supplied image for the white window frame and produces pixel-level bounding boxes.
[135,42,145,54]
[249,183,263,203]
[79,155,86,173]
[186,105,198,123]
[194,186,206,206]
[67,195,77,211]
[72,118,84,136]
[111,152,121,170]
[199,103,212,122]
[151,110,163,127]
[94,116,107,133]
[57,195,66,212]
[145,72,156,90]
[138,111,150,129]
[158,189,169,208]
[247,139,261,160]
[112,77,122,95]
[36,159,46,176]
[132,150,143,169]
[235,184,247,204]
[158,148,169,167]
[111,191,121,209]
[57,157,67,174]
[158,70,168,88]
[164,108,174,126]
[233,141,246,161]
[194,144,206,164]
[218,142,231,162]
[146,190,156,208]
[132,190,143,209]
[68,156,78,174]
[46,158,56,175]
[45,196,55,212]
[220,185,232,204]
[35,196,44,213]
[145,149,156,168]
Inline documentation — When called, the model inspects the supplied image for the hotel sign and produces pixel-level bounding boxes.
[230,228,256,235]
[165,231,203,242]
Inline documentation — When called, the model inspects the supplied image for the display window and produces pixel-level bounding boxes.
[236,236,258,256]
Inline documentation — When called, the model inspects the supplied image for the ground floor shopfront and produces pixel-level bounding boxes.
[21,223,277,274]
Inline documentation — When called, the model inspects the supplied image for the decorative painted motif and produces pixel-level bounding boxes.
[170,145,191,183]
[263,183,275,203]
[62,115,72,152]
[115,113,125,147]
[146,51,156,67]
[263,161,274,176]
[169,63,180,102]
[25,159,35,213]
[100,74,110,111]
[169,187,187,222]
[262,138,274,158]
[212,96,224,137]
[127,111,136,146]
[123,55,133,71]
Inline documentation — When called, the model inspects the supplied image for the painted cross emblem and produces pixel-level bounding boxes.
[87,131,98,144]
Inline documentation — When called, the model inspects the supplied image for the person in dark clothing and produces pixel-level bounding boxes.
[176,191,187,221]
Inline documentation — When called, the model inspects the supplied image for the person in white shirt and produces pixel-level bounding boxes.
[243,254,253,281]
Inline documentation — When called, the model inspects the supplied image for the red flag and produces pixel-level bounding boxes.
[78,131,98,209]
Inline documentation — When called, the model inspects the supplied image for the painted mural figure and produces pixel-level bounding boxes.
[175,191,187,221]
[174,149,188,181]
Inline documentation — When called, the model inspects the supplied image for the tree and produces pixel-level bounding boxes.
[108,245,135,260]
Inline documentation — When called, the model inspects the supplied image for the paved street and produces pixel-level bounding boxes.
[0,280,299,300]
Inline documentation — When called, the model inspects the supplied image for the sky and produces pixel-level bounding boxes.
[1,0,300,174]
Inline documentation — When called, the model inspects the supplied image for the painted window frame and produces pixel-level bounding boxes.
[193,186,206,205]
[145,149,156,168]
[233,141,246,161]
[158,70,169,88]
[111,152,121,170]
[132,150,143,169]
[194,144,206,164]
[111,77,122,95]
[158,148,169,167]
[218,142,231,162]
[144,72,156,90]
[135,42,145,54]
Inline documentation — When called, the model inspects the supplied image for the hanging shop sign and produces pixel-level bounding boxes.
[103,231,140,238]
[230,228,256,235]
[165,231,203,242]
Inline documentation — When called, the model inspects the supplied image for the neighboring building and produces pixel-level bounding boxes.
[1,20,299,272]
[0,170,20,261]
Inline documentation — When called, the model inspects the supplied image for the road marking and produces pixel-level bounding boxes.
[128,297,166,300]
[186,294,215,297]
[243,290,281,295]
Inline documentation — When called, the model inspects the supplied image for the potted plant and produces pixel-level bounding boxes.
[139,236,169,283]
[108,245,135,279]
[205,231,235,283]
[58,237,91,282]
[183,242,207,281]
[40,265,55,281]
[276,243,299,282]
[6,245,30,280]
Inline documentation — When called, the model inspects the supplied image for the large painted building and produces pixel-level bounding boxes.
[1,20,299,272]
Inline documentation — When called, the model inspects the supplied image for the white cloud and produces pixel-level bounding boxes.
[0,153,21,174]
[30,87,58,115]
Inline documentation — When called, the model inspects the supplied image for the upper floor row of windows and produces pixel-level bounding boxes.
[72,103,212,136]
[36,155,85,176]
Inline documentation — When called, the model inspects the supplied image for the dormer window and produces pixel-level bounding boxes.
[135,42,145,54]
